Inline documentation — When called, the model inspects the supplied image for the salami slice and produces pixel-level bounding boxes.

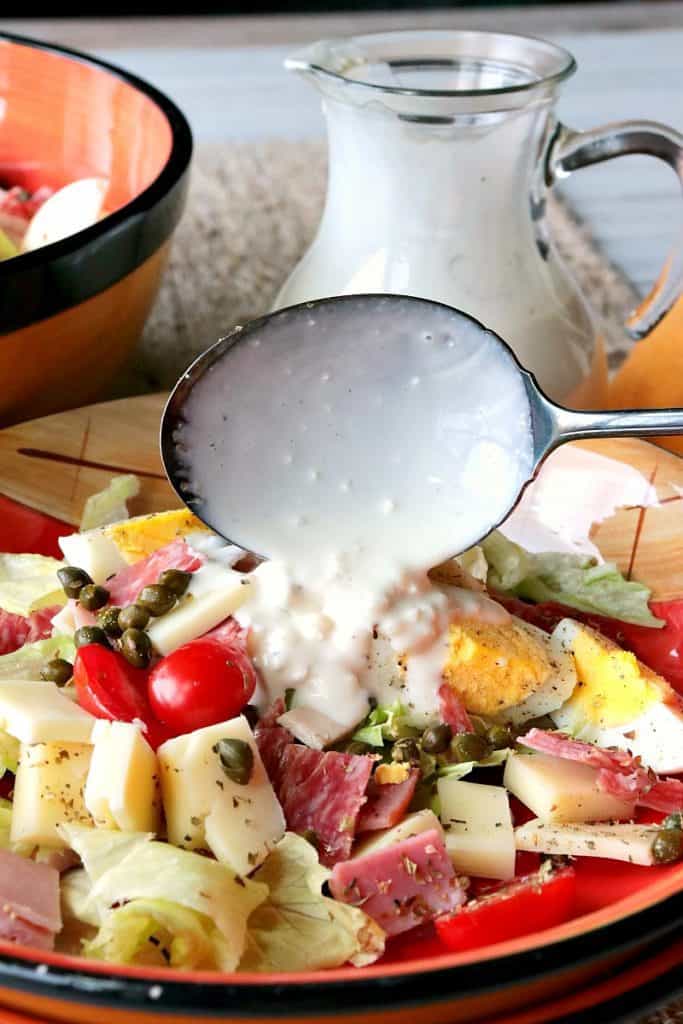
[0,607,58,656]
[106,539,203,606]
[330,829,465,937]
[357,769,420,833]
[438,683,473,735]
[638,776,683,814]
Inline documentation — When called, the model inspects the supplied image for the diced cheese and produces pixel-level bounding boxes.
[59,531,126,585]
[353,809,444,858]
[437,779,515,880]
[148,564,252,655]
[50,604,77,636]
[84,721,160,834]
[0,680,94,745]
[158,716,285,875]
[276,707,349,750]
[11,742,93,848]
[504,751,636,823]
[515,818,659,866]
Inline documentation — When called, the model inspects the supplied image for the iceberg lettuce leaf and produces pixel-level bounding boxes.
[0,635,75,681]
[80,475,140,532]
[0,553,66,617]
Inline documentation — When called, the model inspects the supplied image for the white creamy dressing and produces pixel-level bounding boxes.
[176,296,534,729]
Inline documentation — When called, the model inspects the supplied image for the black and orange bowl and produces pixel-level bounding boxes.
[0,32,192,426]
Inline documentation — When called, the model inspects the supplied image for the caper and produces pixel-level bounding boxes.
[652,828,683,864]
[345,740,372,756]
[57,566,93,599]
[120,628,152,669]
[78,584,110,612]
[40,658,73,687]
[212,738,254,785]
[470,715,491,739]
[98,605,123,638]
[524,715,556,733]
[449,732,490,764]
[138,584,176,617]
[421,723,452,755]
[488,724,513,750]
[242,704,260,730]
[662,812,683,832]
[74,625,109,648]
[157,569,192,597]
[391,737,421,765]
[118,604,151,631]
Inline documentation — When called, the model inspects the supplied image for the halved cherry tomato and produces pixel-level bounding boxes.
[148,636,257,733]
[435,865,577,953]
[73,644,170,750]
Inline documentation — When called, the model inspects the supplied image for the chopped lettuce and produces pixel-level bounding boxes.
[0,731,19,778]
[482,531,662,627]
[437,746,510,780]
[80,474,140,532]
[240,833,385,972]
[0,553,66,617]
[0,635,75,681]
[0,798,11,847]
[61,867,100,928]
[0,228,18,261]
[60,824,267,971]
[352,700,415,748]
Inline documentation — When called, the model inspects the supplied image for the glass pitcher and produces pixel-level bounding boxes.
[275,31,683,408]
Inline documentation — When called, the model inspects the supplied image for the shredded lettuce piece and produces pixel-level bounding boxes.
[0,553,66,617]
[0,798,11,848]
[0,228,18,261]
[60,824,267,971]
[61,867,100,928]
[437,747,510,780]
[0,635,75,681]
[482,531,663,627]
[0,731,19,779]
[352,700,415,748]
[240,833,385,972]
[80,474,140,532]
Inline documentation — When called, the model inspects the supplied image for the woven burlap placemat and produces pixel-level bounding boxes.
[122,139,640,392]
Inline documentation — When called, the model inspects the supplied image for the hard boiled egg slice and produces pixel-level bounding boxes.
[22,178,108,252]
[551,618,683,775]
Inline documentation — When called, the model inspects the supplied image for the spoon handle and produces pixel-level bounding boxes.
[554,405,683,443]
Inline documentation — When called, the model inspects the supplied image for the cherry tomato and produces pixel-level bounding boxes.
[73,644,170,750]
[148,636,257,733]
[436,865,576,953]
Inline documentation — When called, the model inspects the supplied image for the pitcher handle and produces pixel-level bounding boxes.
[546,119,683,338]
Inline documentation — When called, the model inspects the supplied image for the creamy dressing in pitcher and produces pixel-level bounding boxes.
[175,297,533,727]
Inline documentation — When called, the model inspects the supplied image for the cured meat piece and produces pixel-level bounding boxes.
[0,607,57,656]
[0,849,61,950]
[438,683,473,735]
[638,776,683,814]
[255,724,293,792]
[257,698,287,731]
[330,828,465,937]
[106,540,203,607]
[357,769,420,833]
[0,914,54,952]
[276,746,373,866]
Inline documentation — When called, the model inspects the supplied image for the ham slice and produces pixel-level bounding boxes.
[519,728,653,794]
[330,829,465,937]
[357,769,420,833]
[0,607,58,656]
[0,849,61,950]
[438,684,473,735]
[106,539,203,606]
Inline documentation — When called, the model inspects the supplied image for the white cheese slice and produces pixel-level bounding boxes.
[148,564,252,656]
[277,707,349,750]
[158,715,285,876]
[504,751,636,823]
[353,809,444,858]
[437,779,515,880]
[50,603,77,636]
[0,680,94,744]
[59,530,126,584]
[84,721,160,834]
[11,741,93,848]
[515,818,659,866]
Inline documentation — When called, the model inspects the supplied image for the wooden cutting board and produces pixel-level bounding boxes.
[0,394,681,598]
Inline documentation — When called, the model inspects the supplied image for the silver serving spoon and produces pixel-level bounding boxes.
[161,294,683,561]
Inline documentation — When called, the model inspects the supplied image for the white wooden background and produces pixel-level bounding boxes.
[6,5,683,296]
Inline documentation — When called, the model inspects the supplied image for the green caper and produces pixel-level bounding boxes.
[652,828,683,864]
[524,715,556,733]
[138,584,176,617]
[78,584,110,612]
[40,658,73,687]
[157,569,192,597]
[345,740,372,756]
[449,732,490,764]
[421,723,452,755]
[98,605,123,638]
[662,812,683,832]
[120,628,152,669]
[212,738,254,785]
[57,566,93,599]
[470,715,491,739]
[391,737,421,765]
[242,704,260,730]
[488,724,513,750]
[74,625,109,648]
[118,604,151,631]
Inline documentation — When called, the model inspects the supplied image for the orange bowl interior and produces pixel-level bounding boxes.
[0,36,172,208]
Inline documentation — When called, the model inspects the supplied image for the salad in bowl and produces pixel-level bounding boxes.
[0,447,681,980]
[0,178,108,260]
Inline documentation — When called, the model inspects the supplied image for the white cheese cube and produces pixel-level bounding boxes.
[504,751,636,823]
[0,681,94,744]
[59,531,126,584]
[158,715,285,876]
[84,721,160,834]
[515,819,659,866]
[148,564,252,656]
[437,779,515,880]
[11,742,93,848]
[276,707,349,750]
[353,809,444,858]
